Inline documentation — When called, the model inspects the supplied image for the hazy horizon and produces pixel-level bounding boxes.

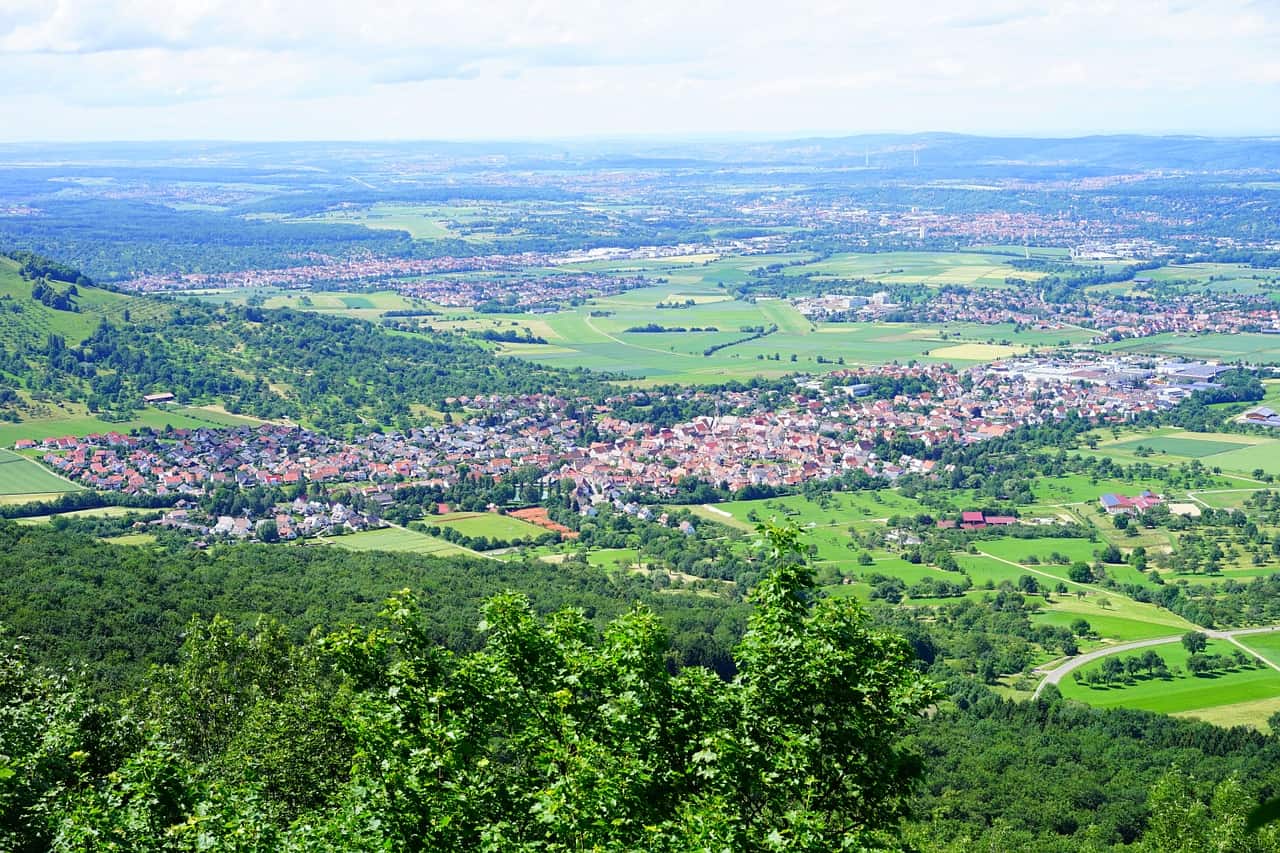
[2,1,1277,143]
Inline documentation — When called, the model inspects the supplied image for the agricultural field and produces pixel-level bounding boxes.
[1083,427,1280,477]
[322,526,477,558]
[301,203,472,240]
[1058,639,1280,719]
[1139,262,1280,296]
[0,405,267,448]
[432,511,549,542]
[1032,591,1195,642]
[0,448,81,496]
[787,251,1048,288]
[483,284,1077,383]
[1103,331,1280,365]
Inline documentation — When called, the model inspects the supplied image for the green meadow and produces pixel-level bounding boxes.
[787,251,1049,288]
[0,449,82,496]
[464,281,1083,383]
[0,405,267,447]
[1084,428,1280,477]
[433,511,548,542]
[1058,639,1280,718]
[1239,632,1280,668]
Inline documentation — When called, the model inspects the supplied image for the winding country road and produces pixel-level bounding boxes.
[1033,624,1280,698]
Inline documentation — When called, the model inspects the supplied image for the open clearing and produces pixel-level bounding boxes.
[1083,427,1280,476]
[0,449,82,496]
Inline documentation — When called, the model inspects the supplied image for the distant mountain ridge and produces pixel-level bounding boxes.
[2,133,1279,172]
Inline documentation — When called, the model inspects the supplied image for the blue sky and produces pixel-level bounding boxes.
[1,0,1277,141]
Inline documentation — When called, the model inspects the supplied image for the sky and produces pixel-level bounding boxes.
[0,0,1277,142]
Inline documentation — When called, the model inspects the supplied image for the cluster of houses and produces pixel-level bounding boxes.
[562,360,1195,502]
[155,498,381,542]
[910,285,1280,346]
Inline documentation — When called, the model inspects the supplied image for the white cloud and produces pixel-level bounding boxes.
[0,0,1275,139]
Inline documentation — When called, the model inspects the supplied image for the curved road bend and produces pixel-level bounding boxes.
[1033,625,1280,699]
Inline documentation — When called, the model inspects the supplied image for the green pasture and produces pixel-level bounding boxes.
[1139,262,1280,296]
[1058,639,1280,717]
[979,536,1108,567]
[954,553,1028,587]
[712,491,931,528]
[1030,472,1173,505]
[0,257,170,349]
[303,203,470,239]
[323,526,476,558]
[0,449,81,496]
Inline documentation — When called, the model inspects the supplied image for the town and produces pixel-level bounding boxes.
[19,353,1241,542]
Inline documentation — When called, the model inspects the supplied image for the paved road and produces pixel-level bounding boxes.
[1033,624,1280,698]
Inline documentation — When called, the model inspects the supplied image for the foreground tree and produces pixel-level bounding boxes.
[306,522,937,850]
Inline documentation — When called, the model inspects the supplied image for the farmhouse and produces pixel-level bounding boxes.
[1099,491,1163,515]
[1241,406,1280,429]
[142,392,175,404]
[947,511,1018,530]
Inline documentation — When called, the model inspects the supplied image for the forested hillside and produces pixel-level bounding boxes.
[1,525,936,851]
[0,259,613,431]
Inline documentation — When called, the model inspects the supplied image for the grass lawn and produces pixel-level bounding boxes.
[0,449,82,496]
[323,526,475,558]
[586,548,638,570]
[1030,472,1174,505]
[712,491,931,529]
[979,536,1106,567]
[955,553,1030,586]
[432,511,548,541]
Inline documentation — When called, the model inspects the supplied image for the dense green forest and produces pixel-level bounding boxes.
[6,521,1280,850]
[1,524,936,851]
